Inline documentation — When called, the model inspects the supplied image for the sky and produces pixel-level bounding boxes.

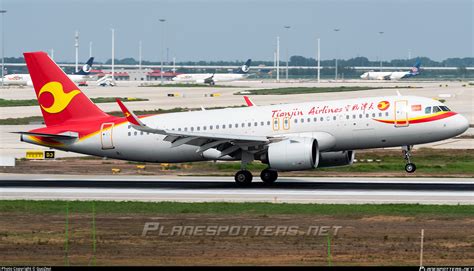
[0,0,473,62]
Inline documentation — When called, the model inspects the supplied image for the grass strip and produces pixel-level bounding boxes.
[0,97,148,107]
[237,86,421,95]
[0,200,472,216]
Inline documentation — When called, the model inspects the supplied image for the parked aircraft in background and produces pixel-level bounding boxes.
[18,52,468,185]
[172,59,252,85]
[360,60,421,80]
[2,57,94,86]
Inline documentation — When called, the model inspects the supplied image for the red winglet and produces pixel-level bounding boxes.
[116,98,141,126]
[243,96,254,106]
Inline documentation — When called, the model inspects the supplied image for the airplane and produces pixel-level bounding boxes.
[172,59,252,85]
[2,57,94,86]
[360,60,421,80]
[17,52,468,185]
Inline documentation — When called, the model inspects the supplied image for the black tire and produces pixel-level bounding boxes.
[405,163,416,173]
[260,169,278,184]
[234,170,253,186]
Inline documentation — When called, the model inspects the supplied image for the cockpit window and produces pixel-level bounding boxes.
[439,106,451,111]
[432,106,441,113]
[425,106,431,114]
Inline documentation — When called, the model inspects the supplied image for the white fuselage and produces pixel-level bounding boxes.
[360,71,410,80]
[23,95,469,163]
[2,74,90,86]
[172,73,248,84]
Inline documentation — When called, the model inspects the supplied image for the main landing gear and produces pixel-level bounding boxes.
[402,145,416,173]
[234,150,279,186]
[234,169,279,186]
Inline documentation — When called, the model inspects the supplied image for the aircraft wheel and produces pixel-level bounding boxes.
[260,169,278,184]
[235,170,253,186]
[405,163,416,173]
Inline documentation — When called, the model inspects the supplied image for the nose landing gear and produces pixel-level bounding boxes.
[402,145,416,173]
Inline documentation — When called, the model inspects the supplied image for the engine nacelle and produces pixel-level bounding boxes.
[318,151,355,168]
[265,137,319,171]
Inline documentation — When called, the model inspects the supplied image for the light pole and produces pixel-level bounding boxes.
[378,31,384,71]
[284,25,291,80]
[139,40,142,72]
[317,37,320,83]
[159,18,166,85]
[74,30,79,73]
[333,28,340,81]
[276,36,280,82]
[0,10,6,88]
[111,28,115,81]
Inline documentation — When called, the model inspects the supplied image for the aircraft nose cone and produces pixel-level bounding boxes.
[454,114,469,135]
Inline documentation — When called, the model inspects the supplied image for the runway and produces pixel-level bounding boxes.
[1,174,473,204]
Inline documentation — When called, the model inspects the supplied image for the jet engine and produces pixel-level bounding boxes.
[318,151,355,168]
[264,137,319,171]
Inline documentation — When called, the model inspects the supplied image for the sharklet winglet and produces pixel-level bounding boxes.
[116,98,145,127]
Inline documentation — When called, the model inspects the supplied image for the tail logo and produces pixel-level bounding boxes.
[377,101,390,111]
[38,82,80,114]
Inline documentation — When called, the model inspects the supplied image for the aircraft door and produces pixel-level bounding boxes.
[100,122,115,149]
[394,100,409,127]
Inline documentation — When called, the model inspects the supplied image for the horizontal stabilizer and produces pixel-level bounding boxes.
[12,131,78,140]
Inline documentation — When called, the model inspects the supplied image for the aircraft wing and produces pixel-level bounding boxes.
[116,99,275,156]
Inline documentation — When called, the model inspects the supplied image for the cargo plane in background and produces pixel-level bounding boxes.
[172,59,252,85]
[17,52,468,185]
[360,60,421,80]
[2,57,95,86]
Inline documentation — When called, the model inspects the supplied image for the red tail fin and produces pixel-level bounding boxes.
[24,52,108,126]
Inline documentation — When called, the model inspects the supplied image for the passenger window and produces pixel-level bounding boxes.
[241,123,245,128]
[307,118,311,122]
[425,106,432,114]
[254,122,258,126]
[191,127,194,131]
[128,132,131,136]
[385,112,389,116]
[346,115,349,119]
[134,131,137,136]
[314,117,317,122]
[301,118,304,123]
[378,113,382,117]
[267,121,271,125]
[184,127,188,131]
[178,128,182,131]
[320,117,324,121]
[209,125,213,130]
[372,113,375,117]
[260,121,264,126]
[216,125,219,129]
[359,114,363,118]
[248,123,251,127]
[294,119,298,123]
[333,116,336,120]
[197,127,201,131]
[223,124,226,129]
[353,115,356,119]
